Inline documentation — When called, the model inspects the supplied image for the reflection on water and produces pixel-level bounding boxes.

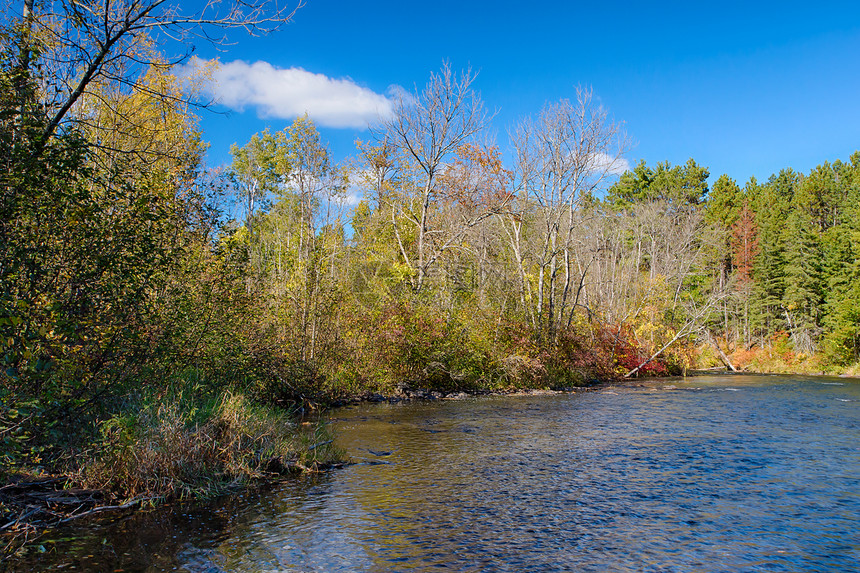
[8,375,860,572]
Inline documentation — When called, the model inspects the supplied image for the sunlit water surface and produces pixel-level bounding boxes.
[8,375,860,572]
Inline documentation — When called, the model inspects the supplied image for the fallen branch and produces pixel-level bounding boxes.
[0,477,65,493]
[307,439,333,451]
[0,508,40,532]
[56,497,156,525]
[625,328,693,378]
[705,330,737,371]
[624,292,727,378]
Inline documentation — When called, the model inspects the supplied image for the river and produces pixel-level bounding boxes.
[7,374,860,572]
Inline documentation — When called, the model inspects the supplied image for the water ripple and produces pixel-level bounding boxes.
[13,375,860,572]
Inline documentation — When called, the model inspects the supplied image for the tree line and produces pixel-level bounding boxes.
[225,62,860,390]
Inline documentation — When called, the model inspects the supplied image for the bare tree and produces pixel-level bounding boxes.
[502,87,628,343]
[379,62,492,292]
[3,0,301,151]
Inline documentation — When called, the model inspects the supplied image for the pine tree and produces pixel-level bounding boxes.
[749,174,794,341]
[782,211,822,354]
[820,153,860,364]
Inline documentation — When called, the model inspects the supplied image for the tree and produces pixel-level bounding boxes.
[348,137,412,305]
[504,87,628,343]
[729,200,758,345]
[706,174,743,229]
[380,62,491,292]
[747,170,796,340]
[279,116,347,361]
[731,201,758,284]
[782,212,823,354]
[608,158,709,208]
[229,129,280,236]
[2,0,300,152]
[703,174,744,342]
[434,143,512,300]
[0,0,298,464]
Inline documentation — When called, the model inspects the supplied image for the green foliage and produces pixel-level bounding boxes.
[750,181,790,335]
[608,158,710,208]
[229,129,281,229]
[705,174,742,228]
[820,223,860,364]
[81,387,340,500]
[782,210,823,352]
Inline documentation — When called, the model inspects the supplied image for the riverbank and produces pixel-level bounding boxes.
[0,387,344,553]
[5,358,853,555]
[0,379,609,552]
[0,457,346,552]
[1,370,614,549]
[725,343,860,378]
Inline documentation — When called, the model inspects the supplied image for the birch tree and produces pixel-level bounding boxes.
[503,87,628,343]
[380,62,491,292]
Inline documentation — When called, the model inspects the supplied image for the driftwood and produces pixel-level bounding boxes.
[0,476,153,536]
[705,330,738,371]
[56,497,152,525]
[0,508,40,532]
[307,439,333,451]
[0,478,65,493]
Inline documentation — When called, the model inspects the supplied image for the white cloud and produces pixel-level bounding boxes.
[588,152,630,176]
[342,188,364,207]
[338,167,377,207]
[179,57,394,129]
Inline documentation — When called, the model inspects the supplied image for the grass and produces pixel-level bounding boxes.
[75,384,343,503]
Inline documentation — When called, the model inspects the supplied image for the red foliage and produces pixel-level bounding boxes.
[553,322,669,380]
[731,201,759,284]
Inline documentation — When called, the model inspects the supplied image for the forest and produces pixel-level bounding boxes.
[1,0,859,527]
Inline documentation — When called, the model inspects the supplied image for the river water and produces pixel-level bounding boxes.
[8,374,860,572]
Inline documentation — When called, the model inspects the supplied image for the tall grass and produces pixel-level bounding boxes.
[78,387,342,501]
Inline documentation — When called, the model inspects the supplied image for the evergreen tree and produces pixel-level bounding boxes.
[781,211,822,354]
[704,174,743,344]
[608,159,709,208]
[749,175,793,340]
[705,174,743,229]
[820,153,860,363]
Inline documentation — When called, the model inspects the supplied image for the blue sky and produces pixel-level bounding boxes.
[181,0,860,189]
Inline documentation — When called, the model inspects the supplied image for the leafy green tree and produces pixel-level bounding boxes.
[0,3,246,467]
[229,129,280,236]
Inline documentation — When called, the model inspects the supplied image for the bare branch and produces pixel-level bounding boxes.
[13,0,302,150]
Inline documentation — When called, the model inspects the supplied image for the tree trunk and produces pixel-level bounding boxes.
[706,330,737,371]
